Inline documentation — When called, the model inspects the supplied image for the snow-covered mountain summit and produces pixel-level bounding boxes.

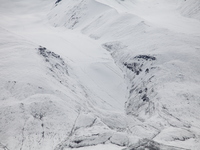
[0,0,200,150]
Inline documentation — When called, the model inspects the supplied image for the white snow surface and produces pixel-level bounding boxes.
[0,0,200,150]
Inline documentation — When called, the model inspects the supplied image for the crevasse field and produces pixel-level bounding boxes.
[0,0,200,150]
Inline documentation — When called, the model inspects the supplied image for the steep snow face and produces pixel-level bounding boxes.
[48,0,114,29]
[97,0,200,35]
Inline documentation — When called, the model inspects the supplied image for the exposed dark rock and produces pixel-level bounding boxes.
[123,55,156,75]
[38,46,48,57]
[42,131,44,138]
[74,140,83,144]
[139,90,143,94]
[37,46,69,86]
[55,0,62,4]
[145,68,149,73]
[134,55,156,61]
[142,94,149,102]
[123,62,142,75]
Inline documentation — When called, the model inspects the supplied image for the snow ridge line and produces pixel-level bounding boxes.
[54,110,81,150]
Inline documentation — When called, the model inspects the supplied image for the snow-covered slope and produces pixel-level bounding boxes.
[1,0,200,150]
[0,27,90,150]
[178,0,200,21]
[48,0,200,149]
[48,0,113,29]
